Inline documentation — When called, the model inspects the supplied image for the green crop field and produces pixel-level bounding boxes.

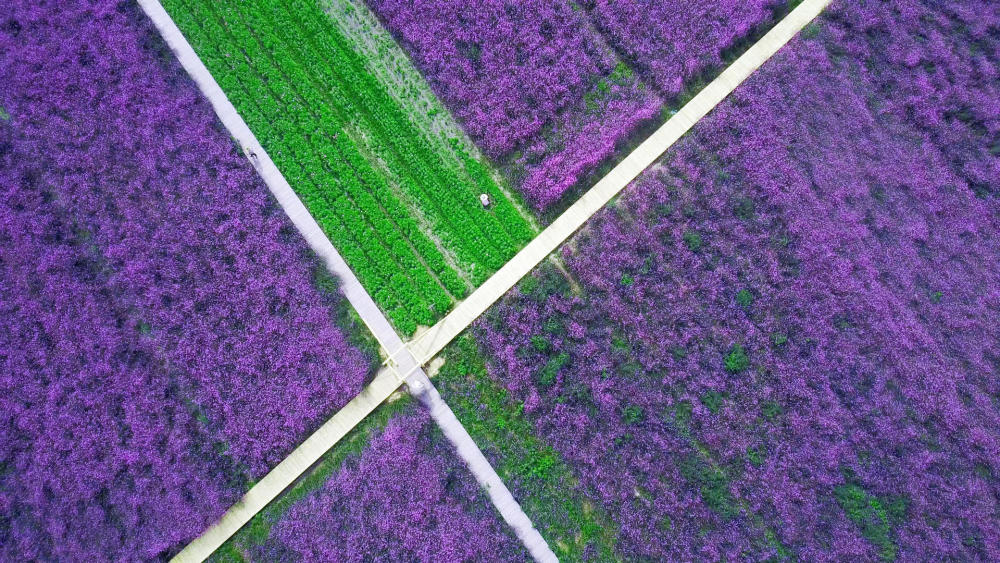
[163,0,536,335]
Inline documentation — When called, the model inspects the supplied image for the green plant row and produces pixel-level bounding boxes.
[166,0,459,333]
[166,0,536,334]
[208,0,466,297]
[668,394,795,559]
[272,0,534,273]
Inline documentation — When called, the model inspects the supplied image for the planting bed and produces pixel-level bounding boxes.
[434,336,619,560]
[465,0,1000,560]
[213,398,529,562]
[4,0,998,560]
[0,1,372,559]
[163,0,536,335]
[366,0,663,211]
[366,0,802,212]
[584,0,794,101]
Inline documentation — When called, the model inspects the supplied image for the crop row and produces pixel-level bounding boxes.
[366,0,675,211]
[322,0,516,222]
[276,0,535,264]
[225,0,463,320]
[166,0,535,333]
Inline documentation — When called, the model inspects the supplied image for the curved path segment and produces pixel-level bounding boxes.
[141,0,832,560]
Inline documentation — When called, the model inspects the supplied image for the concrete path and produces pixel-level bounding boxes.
[173,367,401,562]
[406,0,832,366]
[141,2,555,560]
[406,372,559,562]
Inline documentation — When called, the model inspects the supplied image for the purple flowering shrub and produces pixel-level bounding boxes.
[584,0,788,99]
[366,0,663,210]
[248,402,528,562]
[819,0,1000,199]
[475,1,1000,559]
[1,1,371,558]
[367,0,615,159]
[509,62,662,210]
[1,160,240,560]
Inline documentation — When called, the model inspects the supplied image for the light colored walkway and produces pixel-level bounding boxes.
[407,372,559,562]
[406,0,832,366]
[173,367,401,562]
[148,0,831,560]
[141,2,555,560]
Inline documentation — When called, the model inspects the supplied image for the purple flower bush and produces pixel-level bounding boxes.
[1,1,371,558]
[510,62,662,210]
[249,403,528,562]
[367,0,614,159]
[366,0,663,210]
[821,0,1000,200]
[475,0,1000,559]
[584,0,787,99]
[1,169,239,561]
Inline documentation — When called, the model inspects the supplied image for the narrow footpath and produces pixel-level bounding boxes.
[155,0,834,557]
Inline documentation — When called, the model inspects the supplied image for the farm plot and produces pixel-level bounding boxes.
[366,0,663,211]
[583,0,796,103]
[366,0,803,213]
[433,336,620,561]
[0,1,372,559]
[457,0,1000,559]
[163,0,536,335]
[211,397,529,562]
[318,0,522,214]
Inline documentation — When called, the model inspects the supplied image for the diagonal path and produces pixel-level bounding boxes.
[172,366,401,561]
[139,1,554,560]
[406,0,832,366]
[145,0,832,560]
[406,372,558,562]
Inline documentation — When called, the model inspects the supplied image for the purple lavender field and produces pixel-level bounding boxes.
[3,0,999,560]
[509,61,662,211]
[240,400,528,562]
[0,1,371,559]
[585,0,789,99]
[366,0,800,211]
[473,0,1000,559]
